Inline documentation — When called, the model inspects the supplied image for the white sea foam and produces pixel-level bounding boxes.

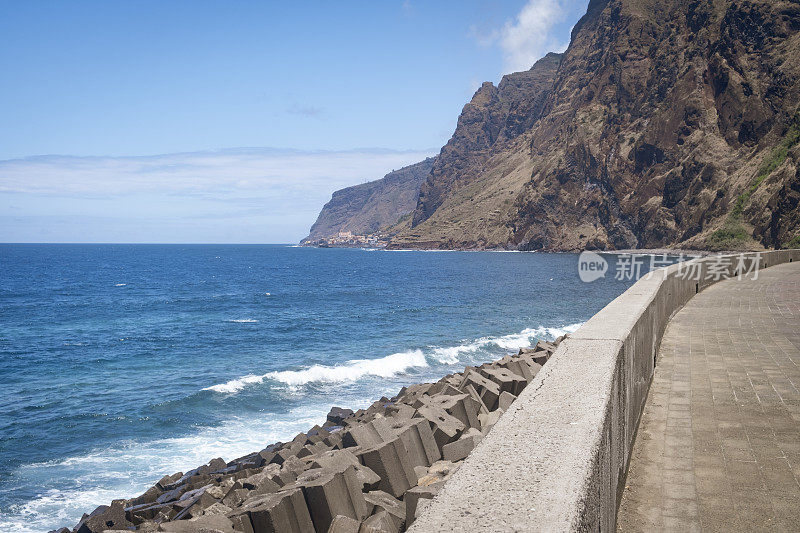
[202,373,266,393]
[225,318,258,323]
[428,322,584,363]
[204,349,428,393]
[204,322,585,394]
[114,283,127,287]
[0,406,335,533]
[267,350,427,387]
[3,321,586,532]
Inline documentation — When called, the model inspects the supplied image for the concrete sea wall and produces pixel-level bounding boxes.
[409,249,800,532]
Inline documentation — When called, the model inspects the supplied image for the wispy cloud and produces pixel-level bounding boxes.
[477,0,578,74]
[0,148,429,197]
[286,104,325,117]
[0,148,435,243]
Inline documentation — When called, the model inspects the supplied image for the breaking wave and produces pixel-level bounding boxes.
[203,322,584,394]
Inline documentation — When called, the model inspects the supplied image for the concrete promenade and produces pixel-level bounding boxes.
[617,261,800,531]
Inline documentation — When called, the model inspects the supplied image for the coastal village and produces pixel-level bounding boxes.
[304,231,388,248]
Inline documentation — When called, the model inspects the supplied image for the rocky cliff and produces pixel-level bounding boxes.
[390,0,800,251]
[303,157,435,243]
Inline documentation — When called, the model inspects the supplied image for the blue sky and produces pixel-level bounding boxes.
[0,0,589,243]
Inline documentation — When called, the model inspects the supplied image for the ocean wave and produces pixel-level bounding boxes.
[268,350,427,387]
[204,322,584,394]
[204,349,427,393]
[114,283,127,287]
[225,318,258,323]
[428,322,583,363]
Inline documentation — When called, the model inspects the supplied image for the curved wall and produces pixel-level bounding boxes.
[409,250,800,532]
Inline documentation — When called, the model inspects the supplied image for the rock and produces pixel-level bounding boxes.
[341,418,394,449]
[478,366,526,396]
[442,428,482,462]
[413,405,465,451]
[417,460,459,487]
[493,354,537,382]
[459,383,490,414]
[128,484,162,507]
[290,466,369,532]
[158,515,235,532]
[230,451,267,471]
[327,407,354,425]
[221,485,250,508]
[74,500,133,533]
[359,510,398,533]
[205,458,228,474]
[241,470,281,495]
[193,502,232,518]
[419,393,480,431]
[404,482,444,527]
[498,390,516,411]
[327,514,362,533]
[413,499,432,521]
[384,403,415,420]
[230,488,313,533]
[172,485,217,521]
[310,449,381,490]
[518,348,550,367]
[156,472,184,490]
[363,491,404,532]
[478,408,503,435]
[386,417,440,468]
[355,437,416,498]
[306,425,331,444]
[302,157,435,246]
[459,370,500,411]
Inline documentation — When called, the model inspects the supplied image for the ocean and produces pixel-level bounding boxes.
[0,244,645,532]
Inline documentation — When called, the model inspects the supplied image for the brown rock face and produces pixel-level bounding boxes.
[411,52,563,230]
[303,157,435,242]
[391,0,800,251]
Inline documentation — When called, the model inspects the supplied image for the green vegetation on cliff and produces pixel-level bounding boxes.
[709,110,800,250]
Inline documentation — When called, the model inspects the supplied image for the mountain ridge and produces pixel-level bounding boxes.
[302,157,435,243]
[307,0,800,252]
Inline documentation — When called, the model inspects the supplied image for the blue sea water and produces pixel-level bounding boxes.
[0,244,645,532]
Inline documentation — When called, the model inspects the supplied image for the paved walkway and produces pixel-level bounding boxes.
[617,261,800,532]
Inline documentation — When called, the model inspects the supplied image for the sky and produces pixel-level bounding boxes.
[0,0,589,243]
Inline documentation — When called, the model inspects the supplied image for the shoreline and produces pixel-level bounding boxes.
[298,243,748,256]
[53,337,567,533]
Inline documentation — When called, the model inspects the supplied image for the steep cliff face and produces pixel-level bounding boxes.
[392,0,800,251]
[303,157,435,242]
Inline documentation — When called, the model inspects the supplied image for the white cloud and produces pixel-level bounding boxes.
[0,148,431,198]
[0,148,435,243]
[476,0,577,74]
[500,0,566,73]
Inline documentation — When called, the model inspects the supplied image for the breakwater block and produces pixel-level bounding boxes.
[74,500,133,533]
[230,488,314,533]
[404,481,444,527]
[361,510,399,533]
[356,437,416,498]
[442,428,482,462]
[327,514,362,532]
[413,405,465,451]
[289,466,368,532]
[364,490,405,531]
[387,417,440,468]
[157,515,235,531]
[62,334,570,533]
